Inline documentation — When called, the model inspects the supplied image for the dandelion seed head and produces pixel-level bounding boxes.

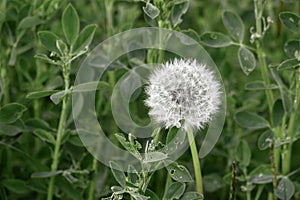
[145,58,221,131]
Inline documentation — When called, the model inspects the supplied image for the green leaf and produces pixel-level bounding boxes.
[279,12,300,33]
[34,54,59,65]
[236,140,251,167]
[143,152,168,163]
[163,182,185,200]
[222,11,244,42]
[31,171,62,178]
[115,133,141,158]
[284,40,300,59]
[257,130,274,150]
[171,0,189,26]
[18,16,43,29]
[109,161,126,188]
[33,129,55,144]
[235,111,269,129]
[272,99,284,127]
[50,90,69,105]
[203,174,223,192]
[1,179,30,194]
[0,123,23,136]
[56,39,68,55]
[62,4,80,45]
[0,103,27,124]
[181,192,203,200]
[72,24,97,55]
[200,32,232,48]
[72,81,110,93]
[166,162,193,182]
[129,192,150,200]
[145,189,160,200]
[56,176,84,200]
[38,31,59,53]
[275,177,295,200]
[26,90,59,99]
[249,165,273,184]
[238,46,256,75]
[277,58,300,70]
[25,118,53,132]
[143,2,160,20]
[245,81,278,90]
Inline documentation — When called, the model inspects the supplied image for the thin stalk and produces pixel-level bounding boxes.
[270,142,277,200]
[254,185,264,200]
[283,70,300,175]
[187,127,203,195]
[47,94,69,200]
[254,0,274,115]
[163,172,172,196]
[47,63,70,200]
[88,158,98,200]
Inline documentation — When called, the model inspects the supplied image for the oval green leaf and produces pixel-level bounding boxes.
[171,1,189,26]
[277,58,300,70]
[72,24,97,55]
[163,182,185,200]
[275,177,295,200]
[258,130,274,150]
[235,111,269,129]
[166,162,193,182]
[0,103,27,124]
[33,129,55,144]
[62,4,80,45]
[181,192,203,200]
[236,140,251,167]
[18,16,43,29]
[1,179,30,194]
[222,11,244,42]
[200,32,233,48]
[284,40,300,59]
[38,31,59,53]
[143,2,160,20]
[26,90,59,99]
[279,12,300,33]
[272,99,284,127]
[109,161,127,188]
[31,171,62,178]
[238,46,256,75]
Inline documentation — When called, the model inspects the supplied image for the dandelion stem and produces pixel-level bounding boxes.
[187,127,203,195]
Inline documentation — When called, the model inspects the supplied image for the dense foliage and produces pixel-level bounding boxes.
[0,0,299,199]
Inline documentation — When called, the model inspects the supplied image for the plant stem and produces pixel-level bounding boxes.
[88,158,98,200]
[269,142,277,200]
[47,94,69,200]
[47,63,70,200]
[282,70,300,175]
[254,0,274,115]
[187,127,203,195]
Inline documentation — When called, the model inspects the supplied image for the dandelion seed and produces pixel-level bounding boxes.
[145,58,221,131]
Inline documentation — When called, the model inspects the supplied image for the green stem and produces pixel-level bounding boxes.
[254,185,264,200]
[187,127,203,195]
[47,95,69,200]
[88,158,98,200]
[282,70,300,175]
[47,63,70,200]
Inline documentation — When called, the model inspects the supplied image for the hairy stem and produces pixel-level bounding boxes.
[187,127,203,195]
[47,64,70,200]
